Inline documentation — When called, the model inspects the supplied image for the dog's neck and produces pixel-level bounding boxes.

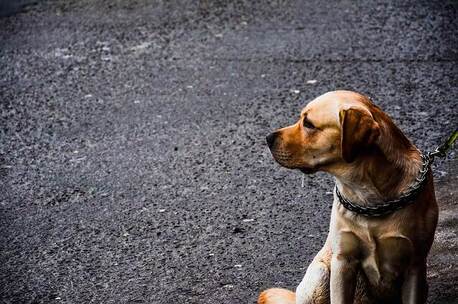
[331,125,423,206]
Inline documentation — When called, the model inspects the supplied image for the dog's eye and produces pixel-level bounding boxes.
[303,118,315,129]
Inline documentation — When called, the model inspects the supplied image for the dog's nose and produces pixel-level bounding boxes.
[266,132,277,148]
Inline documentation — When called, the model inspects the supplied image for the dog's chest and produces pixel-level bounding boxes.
[362,235,411,285]
[335,218,413,289]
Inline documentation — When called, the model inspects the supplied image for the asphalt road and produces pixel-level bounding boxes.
[1,1,457,303]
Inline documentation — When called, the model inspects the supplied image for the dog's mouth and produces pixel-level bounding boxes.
[269,148,317,173]
[269,149,292,164]
[299,167,317,174]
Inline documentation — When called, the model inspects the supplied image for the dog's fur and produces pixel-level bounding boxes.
[260,91,438,304]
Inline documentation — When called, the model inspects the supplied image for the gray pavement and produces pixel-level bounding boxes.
[0,1,457,303]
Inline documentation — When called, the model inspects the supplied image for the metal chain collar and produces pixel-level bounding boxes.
[336,130,457,217]
[335,153,432,217]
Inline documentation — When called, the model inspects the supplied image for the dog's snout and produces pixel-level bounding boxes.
[266,132,277,148]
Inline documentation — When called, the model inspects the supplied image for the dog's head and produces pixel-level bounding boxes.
[266,90,381,174]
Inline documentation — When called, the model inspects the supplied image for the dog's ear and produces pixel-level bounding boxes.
[339,108,380,163]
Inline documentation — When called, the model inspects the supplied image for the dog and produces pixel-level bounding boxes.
[259,91,438,304]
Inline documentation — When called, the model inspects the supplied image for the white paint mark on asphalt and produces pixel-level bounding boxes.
[129,41,152,51]
[242,218,254,222]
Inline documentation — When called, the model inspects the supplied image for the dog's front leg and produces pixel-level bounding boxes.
[330,231,360,304]
[296,246,331,304]
[402,264,427,304]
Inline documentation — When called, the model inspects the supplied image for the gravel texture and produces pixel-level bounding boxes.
[0,1,457,303]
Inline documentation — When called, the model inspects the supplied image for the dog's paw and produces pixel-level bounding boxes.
[258,288,295,304]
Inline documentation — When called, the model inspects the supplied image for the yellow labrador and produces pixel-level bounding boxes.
[259,91,438,304]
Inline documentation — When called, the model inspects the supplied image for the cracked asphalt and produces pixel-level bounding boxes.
[0,1,457,303]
